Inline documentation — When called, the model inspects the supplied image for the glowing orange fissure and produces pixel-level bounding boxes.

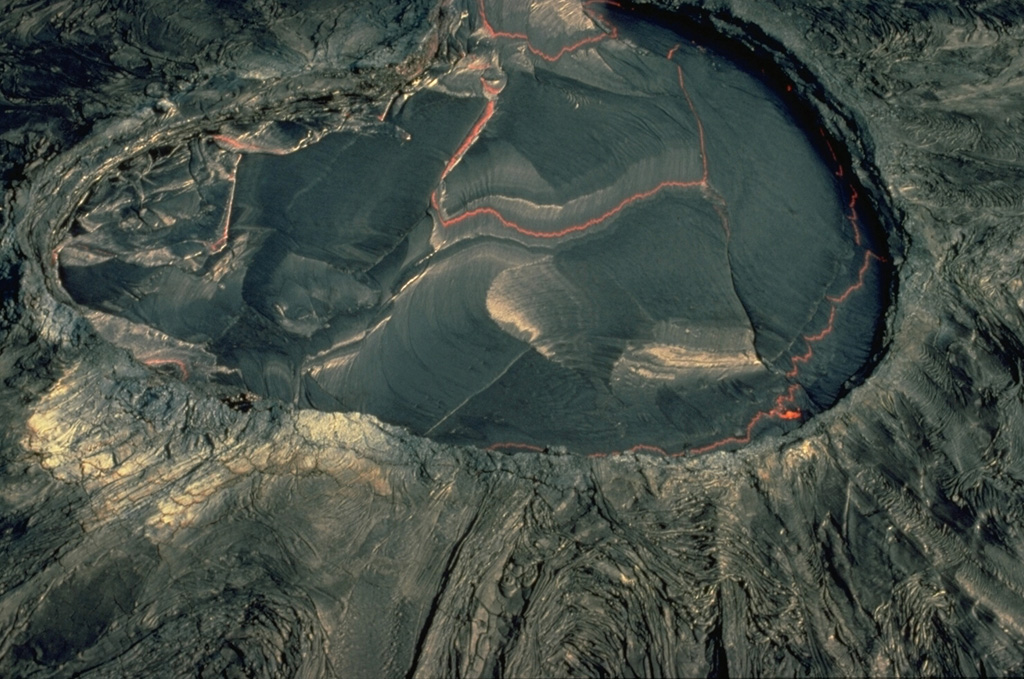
[430,52,712,239]
[143,358,190,380]
[174,1,880,458]
[428,1,886,457]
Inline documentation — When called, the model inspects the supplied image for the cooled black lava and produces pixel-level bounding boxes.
[58,0,889,454]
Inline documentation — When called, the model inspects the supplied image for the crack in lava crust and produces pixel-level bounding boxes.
[56,0,890,459]
[435,1,886,457]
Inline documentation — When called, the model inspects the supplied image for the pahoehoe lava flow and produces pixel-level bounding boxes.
[4,0,1024,677]
[57,0,891,456]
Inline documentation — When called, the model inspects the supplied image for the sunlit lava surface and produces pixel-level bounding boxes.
[58,0,889,456]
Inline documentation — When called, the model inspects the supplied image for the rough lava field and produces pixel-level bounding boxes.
[2,0,1024,677]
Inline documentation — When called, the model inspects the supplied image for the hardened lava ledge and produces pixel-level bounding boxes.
[3,1,1024,677]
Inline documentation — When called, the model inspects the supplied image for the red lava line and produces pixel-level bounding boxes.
[144,358,190,380]
[804,306,838,343]
[205,166,237,254]
[676,65,710,183]
[478,0,617,62]
[443,90,496,177]
[783,249,881,378]
[846,186,862,246]
[687,384,804,456]
[821,129,839,163]
[669,44,724,236]
[555,386,806,459]
[434,178,704,239]
[212,134,255,152]
[785,347,814,379]
[433,3,880,460]
[819,129,863,246]
[828,249,883,303]
[481,79,504,96]
[587,225,881,457]
[432,45,713,240]
[462,57,492,71]
[378,93,399,122]
[629,444,669,455]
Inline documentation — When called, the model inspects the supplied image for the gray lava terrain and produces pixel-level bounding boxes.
[2,0,1024,677]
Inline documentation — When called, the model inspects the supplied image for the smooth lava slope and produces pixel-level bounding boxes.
[57,0,889,456]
